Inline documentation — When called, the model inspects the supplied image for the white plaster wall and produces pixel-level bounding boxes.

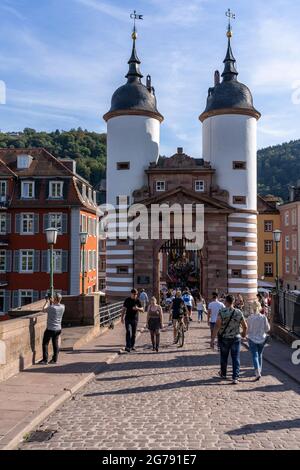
[107,115,160,205]
[202,114,257,211]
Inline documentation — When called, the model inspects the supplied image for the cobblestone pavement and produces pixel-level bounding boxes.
[20,320,300,450]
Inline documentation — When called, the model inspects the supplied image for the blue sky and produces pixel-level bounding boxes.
[0,0,300,157]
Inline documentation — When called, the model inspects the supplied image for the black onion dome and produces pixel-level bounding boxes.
[200,36,260,122]
[104,35,163,122]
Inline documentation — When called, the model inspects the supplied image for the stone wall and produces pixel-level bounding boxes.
[0,312,49,382]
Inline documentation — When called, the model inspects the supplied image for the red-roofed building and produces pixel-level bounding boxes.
[0,148,99,318]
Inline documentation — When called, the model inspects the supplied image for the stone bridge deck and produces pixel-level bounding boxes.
[17,319,300,450]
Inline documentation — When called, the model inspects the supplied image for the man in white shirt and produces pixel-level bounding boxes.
[207,292,225,339]
[139,289,149,311]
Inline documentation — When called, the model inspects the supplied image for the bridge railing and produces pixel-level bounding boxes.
[98,302,123,328]
[277,291,300,337]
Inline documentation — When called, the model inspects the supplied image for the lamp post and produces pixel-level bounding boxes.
[80,232,88,295]
[273,229,282,293]
[45,228,58,299]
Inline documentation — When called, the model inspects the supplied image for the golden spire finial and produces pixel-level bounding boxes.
[225,8,235,38]
[130,10,143,41]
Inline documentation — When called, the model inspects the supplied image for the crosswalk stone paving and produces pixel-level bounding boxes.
[20,321,300,450]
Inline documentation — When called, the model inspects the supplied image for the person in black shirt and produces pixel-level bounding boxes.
[121,288,144,352]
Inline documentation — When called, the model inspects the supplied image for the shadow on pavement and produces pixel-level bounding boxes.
[227,418,300,435]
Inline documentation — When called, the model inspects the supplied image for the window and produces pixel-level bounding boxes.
[285,236,290,250]
[53,250,62,273]
[100,259,106,271]
[99,279,106,290]
[285,257,290,274]
[49,181,63,199]
[293,257,297,275]
[195,180,205,192]
[264,240,273,254]
[48,213,62,233]
[82,184,87,199]
[292,209,297,226]
[80,214,87,232]
[117,266,129,274]
[156,181,166,192]
[17,154,32,169]
[0,180,7,197]
[264,263,274,277]
[117,162,130,170]
[137,275,150,285]
[21,181,35,199]
[0,214,6,234]
[233,196,246,205]
[20,250,34,272]
[232,269,242,278]
[21,214,34,234]
[264,220,273,232]
[19,290,33,307]
[232,238,246,247]
[0,290,5,313]
[0,251,6,272]
[285,211,289,226]
[292,234,297,251]
[233,161,247,170]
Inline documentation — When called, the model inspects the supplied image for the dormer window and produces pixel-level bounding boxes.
[17,154,33,169]
[156,181,166,192]
[0,181,7,198]
[49,181,63,199]
[82,184,87,199]
[21,181,35,199]
[195,180,205,192]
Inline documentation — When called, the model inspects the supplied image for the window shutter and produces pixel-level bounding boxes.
[6,214,11,234]
[34,214,39,233]
[33,291,39,303]
[41,250,49,272]
[6,250,12,272]
[4,291,11,313]
[85,251,88,272]
[62,250,68,272]
[12,291,19,309]
[13,251,20,272]
[43,214,49,232]
[62,213,67,234]
[34,250,40,272]
[15,214,21,234]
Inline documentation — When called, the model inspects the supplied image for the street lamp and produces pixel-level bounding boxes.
[80,231,88,295]
[273,229,282,293]
[45,228,58,299]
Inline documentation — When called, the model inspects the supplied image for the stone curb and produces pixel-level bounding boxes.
[1,330,144,450]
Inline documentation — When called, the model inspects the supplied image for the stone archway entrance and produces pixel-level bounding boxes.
[159,238,201,293]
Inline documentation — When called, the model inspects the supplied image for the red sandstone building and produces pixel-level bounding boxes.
[279,185,300,291]
[0,148,99,318]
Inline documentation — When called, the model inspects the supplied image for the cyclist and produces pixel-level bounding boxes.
[170,290,186,343]
[182,288,195,322]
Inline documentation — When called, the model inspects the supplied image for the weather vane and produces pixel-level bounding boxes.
[225,8,236,36]
[130,10,143,38]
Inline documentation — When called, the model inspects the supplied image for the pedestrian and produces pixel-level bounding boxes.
[207,292,225,341]
[139,288,149,312]
[121,289,144,353]
[210,294,247,385]
[147,297,164,352]
[170,290,186,343]
[40,293,65,365]
[234,293,244,311]
[247,300,270,381]
[196,295,206,322]
[182,289,195,321]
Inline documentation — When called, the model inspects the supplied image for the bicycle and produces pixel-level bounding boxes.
[174,315,186,347]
